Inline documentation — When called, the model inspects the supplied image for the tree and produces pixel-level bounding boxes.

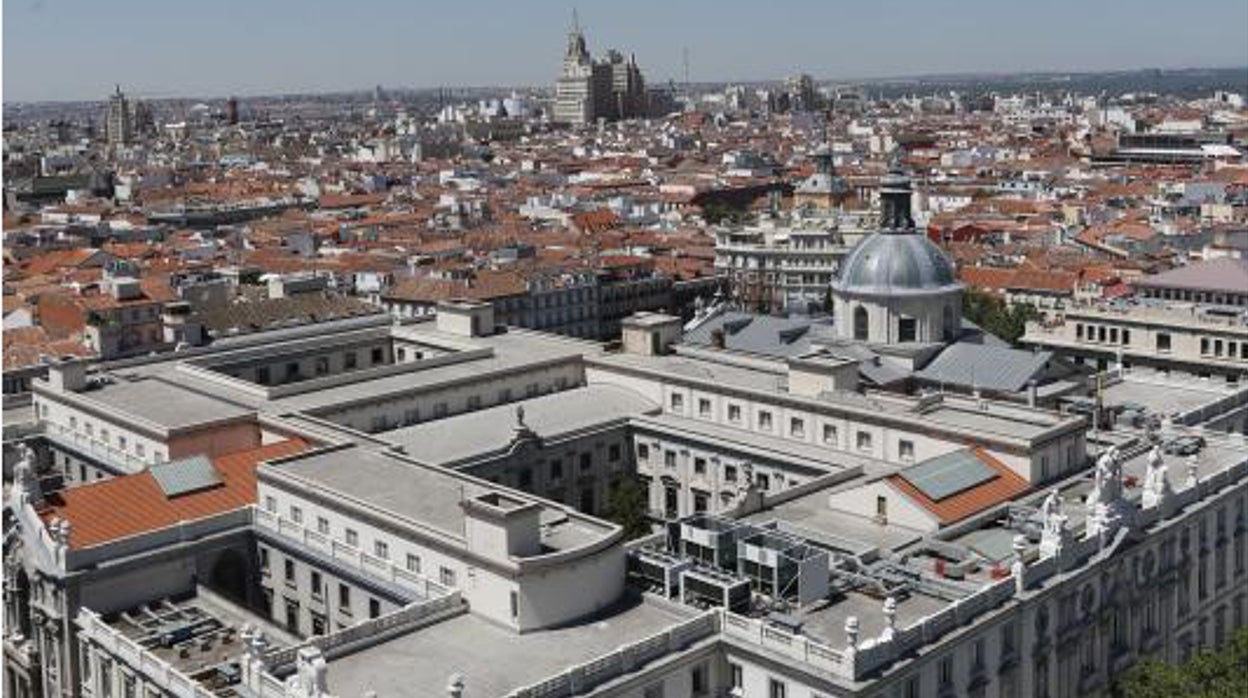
[1114,627,1248,698]
[605,478,652,540]
[961,288,1039,346]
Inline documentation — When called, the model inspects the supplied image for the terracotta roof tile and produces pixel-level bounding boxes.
[39,439,307,550]
[887,448,1030,526]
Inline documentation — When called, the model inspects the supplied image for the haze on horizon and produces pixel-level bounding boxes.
[4,0,1247,103]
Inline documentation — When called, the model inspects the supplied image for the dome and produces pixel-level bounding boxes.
[833,231,960,295]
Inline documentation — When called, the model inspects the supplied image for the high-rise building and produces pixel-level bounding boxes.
[105,85,133,147]
[226,96,239,125]
[553,16,646,125]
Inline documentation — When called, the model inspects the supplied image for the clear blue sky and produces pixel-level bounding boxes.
[5,0,1247,102]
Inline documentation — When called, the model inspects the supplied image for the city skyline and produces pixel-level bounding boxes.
[4,0,1248,103]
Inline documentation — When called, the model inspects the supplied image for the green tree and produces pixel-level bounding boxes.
[605,478,652,540]
[1115,627,1248,698]
[961,288,1038,346]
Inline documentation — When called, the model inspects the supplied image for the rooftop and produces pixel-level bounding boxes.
[385,384,658,465]
[54,376,254,433]
[262,445,617,555]
[40,439,306,550]
[325,595,693,698]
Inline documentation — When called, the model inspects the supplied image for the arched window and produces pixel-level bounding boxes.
[854,306,869,341]
[943,305,956,342]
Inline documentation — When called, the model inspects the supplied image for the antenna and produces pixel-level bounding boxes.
[572,7,580,33]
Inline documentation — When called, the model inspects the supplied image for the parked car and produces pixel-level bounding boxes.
[1163,435,1205,456]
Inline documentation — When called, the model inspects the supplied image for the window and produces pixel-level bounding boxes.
[369,598,381,619]
[730,663,743,689]
[691,664,708,696]
[693,457,707,475]
[1202,338,1211,356]
[694,490,709,513]
[644,684,664,698]
[314,357,329,376]
[898,317,917,343]
[265,496,277,512]
[374,540,389,559]
[899,440,915,462]
[823,423,838,445]
[338,584,351,608]
[345,529,359,547]
[317,517,330,535]
[670,392,683,411]
[310,571,322,597]
[259,547,270,571]
[724,464,737,482]
[118,435,127,450]
[1122,329,1131,345]
[290,506,303,524]
[434,402,448,418]
[550,460,563,481]
[857,431,873,451]
[638,443,651,461]
[440,567,457,586]
[69,416,77,430]
[939,657,953,687]
[769,678,787,698]
[371,347,384,365]
[790,417,805,438]
[758,410,773,431]
[664,450,677,468]
[284,559,295,583]
[854,306,869,341]
[511,590,519,619]
[579,453,592,471]
[608,444,621,462]
[728,403,742,422]
[406,554,421,573]
[498,388,512,402]
[876,495,888,519]
[344,352,357,370]
[698,398,712,417]
[756,473,771,490]
[311,613,326,636]
[518,468,533,489]
[396,348,407,362]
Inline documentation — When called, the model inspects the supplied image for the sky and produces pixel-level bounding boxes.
[4,0,1247,103]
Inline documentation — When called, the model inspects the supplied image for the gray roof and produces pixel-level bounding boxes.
[1134,258,1248,294]
[385,385,658,465]
[915,342,1053,394]
[325,598,691,698]
[78,378,252,432]
[683,312,835,358]
[264,446,614,552]
[833,231,961,295]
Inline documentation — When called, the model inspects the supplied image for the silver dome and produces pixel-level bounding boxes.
[833,232,961,295]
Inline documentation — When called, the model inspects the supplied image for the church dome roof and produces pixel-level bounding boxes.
[833,231,961,295]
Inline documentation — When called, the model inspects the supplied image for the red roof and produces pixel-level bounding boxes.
[39,439,307,550]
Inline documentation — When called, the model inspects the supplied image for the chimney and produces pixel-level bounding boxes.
[47,357,87,392]
[711,328,726,349]
[436,299,496,337]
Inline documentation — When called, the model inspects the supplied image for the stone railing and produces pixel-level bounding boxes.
[76,608,216,698]
[254,506,452,599]
[42,423,147,472]
[720,610,852,679]
[265,590,465,672]
[506,610,720,698]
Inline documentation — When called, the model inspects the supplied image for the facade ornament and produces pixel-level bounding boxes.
[1185,454,1200,490]
[286,646,329,698]
[1086,446,1128,540]
[880,597,897,642]
[844,615,860,653]
[447,673,466,698]
[1011,534,1028,593]
[1141,445,1172,510]
[1038,489,1069,559]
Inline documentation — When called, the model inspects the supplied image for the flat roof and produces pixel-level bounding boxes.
[326,596,693,698]
[799,589,950,646]
[262,445,616,554]
[72,377,253,432]
[1101,375,1239,417]
[385,385,658,465]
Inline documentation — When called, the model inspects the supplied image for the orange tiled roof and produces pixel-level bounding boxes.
[39,439,307,550]
[887,448,1030,526]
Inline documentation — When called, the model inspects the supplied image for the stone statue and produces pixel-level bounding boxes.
[1040,488,1063,535]
[1142,445,1172,510]
[286,646,328,698]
